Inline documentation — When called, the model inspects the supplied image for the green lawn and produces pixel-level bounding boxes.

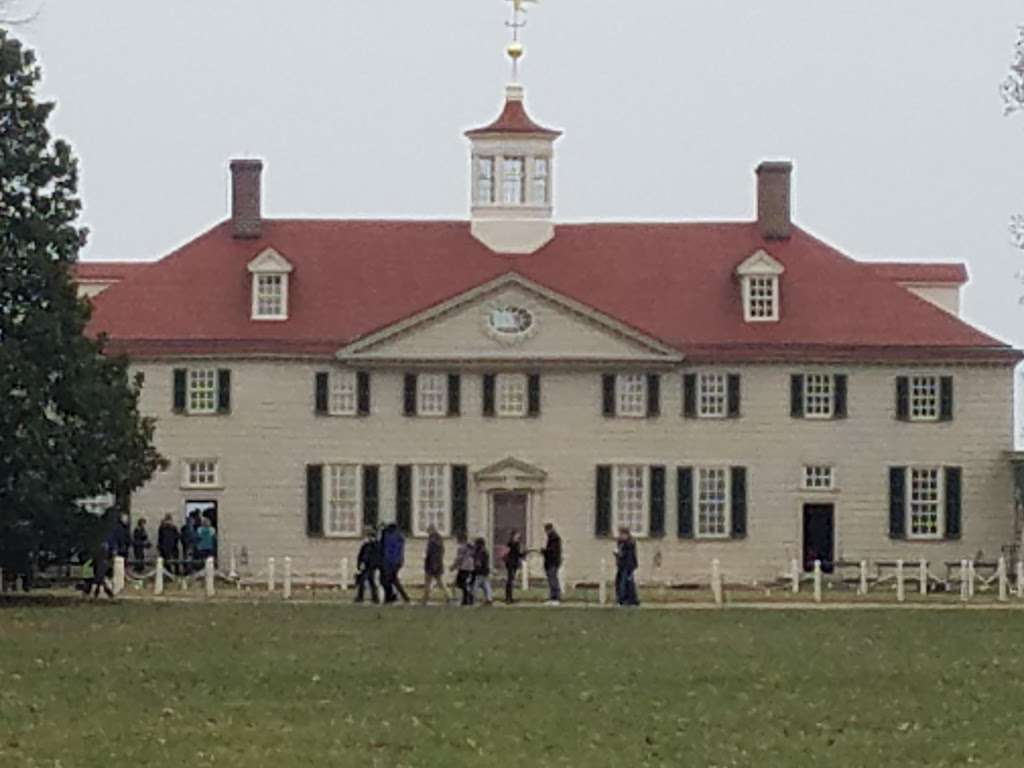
[2,601,1024,767]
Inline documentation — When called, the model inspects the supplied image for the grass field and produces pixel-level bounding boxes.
[3,600,1024,767]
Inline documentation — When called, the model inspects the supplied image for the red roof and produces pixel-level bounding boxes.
[870,262,968,284]
[465,97,562,138]
[85,220,1019,363]
[72,261,150,281]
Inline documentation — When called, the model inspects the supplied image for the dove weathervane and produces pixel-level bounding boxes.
[505,0,539,81]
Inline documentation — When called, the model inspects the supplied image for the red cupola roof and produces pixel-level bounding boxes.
[465,86,562,138]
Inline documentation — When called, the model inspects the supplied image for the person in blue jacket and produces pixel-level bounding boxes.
[380,523,410,604]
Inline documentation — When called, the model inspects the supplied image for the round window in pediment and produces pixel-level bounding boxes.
[488,306,535,336]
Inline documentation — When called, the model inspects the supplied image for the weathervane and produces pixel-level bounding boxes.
[505,0,539,81]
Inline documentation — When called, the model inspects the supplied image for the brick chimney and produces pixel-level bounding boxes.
[756,161,793,240]
[230,159,263,239]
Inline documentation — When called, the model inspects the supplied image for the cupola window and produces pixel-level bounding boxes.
[532,157,549,204]
[502,157,525,204]
[476,157,496,204]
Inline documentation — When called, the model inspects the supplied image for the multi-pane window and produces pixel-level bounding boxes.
[254,274,284,318]
[908,467,942,539]
[803,465,835,491]
[414,464,448,536]
[497,374,528,417]
[804,374,834,419]
[697,468,729,538]
[698,373,727,418]
[325,464,360,537]
[616,374,647,417]
[329,371,358,416]
[476,156,495,204]
[532,157,549,204]
[613,465,647,536]
[745,276,778,321]
[184,460,218,488]
[188,369,217,413]
[417,374,447,416]
[910,376,940,422]
[502,157,525,204]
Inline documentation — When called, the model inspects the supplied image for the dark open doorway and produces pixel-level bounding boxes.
[802,504,834,573]
[492,492,528,566]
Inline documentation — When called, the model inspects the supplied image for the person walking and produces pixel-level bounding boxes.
[179,515,198,573]
[380,523,410,604]
[451,532,476,606]
[131,518,151,573]
[473,537,494,605]
[195,516,217,565]
[157,514,180,574]
[90,539,115,599]
[541,523,563,605]
[112,513,131,559]
[614,526,640,606]
[503,530,525,604]
[354,527,380,604]
[422,525,451,605]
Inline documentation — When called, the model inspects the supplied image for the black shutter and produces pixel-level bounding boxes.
[447,374,461,417]
[217,370,232,414]
[683,373,697,418]
[677,467,694,539]
[403,374,417,416]
[396,465,412,534]
[895,377,910,421]
[314,372,329,415]
[945,466,962,540]
[727,374,741,418]
[602,374,616,417]
[889,467,906,539]
[173,369,187,413]
[362,465,379,530]
[650,466,666,538]
[306,464,324,537]
[940,376,954,422]
[595,466,612,538]
[730,467,747,539]
[646,374,661,418]
[833,374,848,420]
[790,375,804,418]
[452,465,468,536]
[482,374,496,417]
[357,371,371,416]
[527,374,541,417]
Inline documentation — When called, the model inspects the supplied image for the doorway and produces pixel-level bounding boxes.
[492,492,528,566]
[802,504,834,573]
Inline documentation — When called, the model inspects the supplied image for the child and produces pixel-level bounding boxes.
[473,537,494,605]
[354,527,380,604]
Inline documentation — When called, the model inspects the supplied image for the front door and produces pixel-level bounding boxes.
[492,492,528,567]
[802,504,834,573]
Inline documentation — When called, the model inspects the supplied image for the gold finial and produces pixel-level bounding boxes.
[505,0,538,81]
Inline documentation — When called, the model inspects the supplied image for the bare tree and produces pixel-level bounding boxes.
[0,1,41,24]
[1004,28,1024,300]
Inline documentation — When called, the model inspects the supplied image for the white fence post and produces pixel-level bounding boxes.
[283,557,292,600]
[791,558,800,594]
[960,559,969,602]
[228,549,238,580]
[998,556,1008,602]
[813,560,822,603]
[858,560,868,596]
[918,559,928,596]
[968,559,976,598]
[1017,560,1024,599]
[896,559,905,603]
[113,556,126,595]
[598,558,608,605]
[340,558,349,591]
[267,557,276,593]
[521,558,529,592]
[204,557,215,598]
[155,557,165,596]
[711,559,723,605]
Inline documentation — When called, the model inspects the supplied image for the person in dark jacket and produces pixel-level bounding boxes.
[614,527,640,606]
[503,530,525,604]
[180,516,198,573]
[131,518,151,572]
[541,523,563,604]
[380,523,410,604]
[354,527,380,604]
[422,525,450,605]
[91,539,114,599]
[111,513,131,559]
[450,532,476,606]
[157,514,180,573]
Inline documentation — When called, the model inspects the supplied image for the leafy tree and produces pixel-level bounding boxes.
[0,29,166,584]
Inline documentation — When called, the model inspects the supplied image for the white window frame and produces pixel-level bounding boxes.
[502,156,526,205]
[476,156,496,205]
[743,275,779,322]
[531,156,550,204]
[907,466,944,541]
[697,372,728,419]
[695,466,731,540]
[252,273,288,320]
[612,465,648,538]
[182,459,220,489]
[413,464,450,537]
[615,374,647,418]
[187,368,218,414]
[496,373,528,418]
[803,373,835,420]
[416,373,448,417]
[324,463,362,538]
[909,376,940,423]
[802,465,835,492]
[329,371,358,417]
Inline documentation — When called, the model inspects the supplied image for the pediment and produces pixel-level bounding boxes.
[247,248,293,274]
[474,457,548,487]
[736,249,785,276]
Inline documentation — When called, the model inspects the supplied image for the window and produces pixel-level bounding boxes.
[698,373,727,418]
[416,374,448,416]
[254,274,284,318]
[188,369,217,414]
[803,465,835,491]
[910,376,940,422]
[325,464,361,537]
[616,374,647,417]
[497,374,528,417]
[613,465,647,536]
[502,157,525,204]
[183,460,219,489]
[744,276,779,322]
[908,467,943,539]
[329,371,358,416]
[476,156,495,204]
[532,157,549,204]
[697,468,729,538]
[414,464,449,536]
[804,374,834,419]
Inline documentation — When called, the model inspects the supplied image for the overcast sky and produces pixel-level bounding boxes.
[10,0,1024,350]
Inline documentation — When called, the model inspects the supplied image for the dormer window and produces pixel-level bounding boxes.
[532,157,549,204]
[502,157,525,204]
[735,249,785,323]
[247,248,294,321]
[476,157,495,204]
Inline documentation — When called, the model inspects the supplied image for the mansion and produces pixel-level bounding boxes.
[76,83,1022,584]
